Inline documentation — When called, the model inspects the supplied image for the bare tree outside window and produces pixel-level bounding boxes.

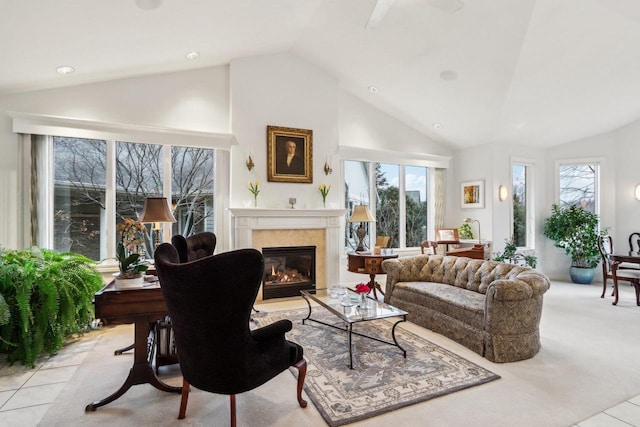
[559,164,597,213]
[52,137,215,261]
[171,146,214,237]
[54,137,106,259]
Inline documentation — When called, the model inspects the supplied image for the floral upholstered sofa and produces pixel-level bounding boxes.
[381,255,550,363]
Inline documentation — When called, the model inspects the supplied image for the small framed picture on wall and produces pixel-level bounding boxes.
[461,180,484,208]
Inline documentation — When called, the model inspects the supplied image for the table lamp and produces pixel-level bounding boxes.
[138,197,176,249]
[464,217,481,245]
[349,205,376,252]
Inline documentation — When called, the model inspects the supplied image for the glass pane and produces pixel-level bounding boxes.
[376,163,399,248]
[512,164,527,247]
[405,166,427,247]
[344,160,371,251]
[559,164,597,213]
[53,137,106,260]
[171,146,214,236]
[115,141,163,256]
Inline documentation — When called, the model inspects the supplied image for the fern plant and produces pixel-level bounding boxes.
[0,247,103,366]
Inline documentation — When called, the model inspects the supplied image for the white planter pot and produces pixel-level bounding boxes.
[114,275,144,289]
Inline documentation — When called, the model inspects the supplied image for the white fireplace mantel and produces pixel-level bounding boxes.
[229,208,347,293]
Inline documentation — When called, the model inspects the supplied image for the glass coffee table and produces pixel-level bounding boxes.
[300,288,408,369]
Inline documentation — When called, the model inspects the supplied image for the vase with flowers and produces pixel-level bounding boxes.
[114,218,149,288]
[318,184,331,207]
[354,283,371,308]
[248,180,260,207]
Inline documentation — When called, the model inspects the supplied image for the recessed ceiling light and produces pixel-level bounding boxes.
[186,51,200,60]
[440,70,458,81]
[368,86,379,94]
[56,66,75,75]
[433,123,443,130]
[135,0,162,10]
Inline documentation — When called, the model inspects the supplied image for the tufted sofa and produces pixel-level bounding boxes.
[381,255,550,363]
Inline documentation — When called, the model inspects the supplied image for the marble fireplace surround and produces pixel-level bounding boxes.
[229,208,347,301]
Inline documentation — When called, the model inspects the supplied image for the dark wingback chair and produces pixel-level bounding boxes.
[171,232,217,263]
[154,244,307,425]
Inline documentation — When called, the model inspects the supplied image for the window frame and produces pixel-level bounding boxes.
[15,113,232,267]
[555,158,601,216]
[511,159,535,250]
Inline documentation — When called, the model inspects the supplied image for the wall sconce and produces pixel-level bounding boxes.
[498,185,508,202]
[246,155,255,171]
[324,161,333,175]
[635,184,640,201]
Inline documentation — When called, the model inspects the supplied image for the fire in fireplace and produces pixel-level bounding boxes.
[262,246,316,299]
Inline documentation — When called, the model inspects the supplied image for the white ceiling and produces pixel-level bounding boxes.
[2,0,640,149]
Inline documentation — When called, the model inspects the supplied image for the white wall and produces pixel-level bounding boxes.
[229,53,341,210]
[338,92,451,157]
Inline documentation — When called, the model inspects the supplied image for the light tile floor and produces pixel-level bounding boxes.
[0,331,100,427]
[1,327,640,427]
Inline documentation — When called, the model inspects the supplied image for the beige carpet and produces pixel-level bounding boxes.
[39,281,640,426]
[255,308,499,426]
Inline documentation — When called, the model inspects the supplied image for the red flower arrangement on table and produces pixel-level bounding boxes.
[354,283,371,294]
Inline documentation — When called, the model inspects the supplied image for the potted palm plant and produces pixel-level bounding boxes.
[543,204,601,284]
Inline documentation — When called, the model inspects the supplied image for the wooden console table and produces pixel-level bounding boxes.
[347,252,399,299]
[85,281,182,411]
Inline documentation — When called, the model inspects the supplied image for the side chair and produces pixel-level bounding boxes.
[629,232,640,256]
[154,244,307,426]
[597,234,640,305]
[420,240,438,255]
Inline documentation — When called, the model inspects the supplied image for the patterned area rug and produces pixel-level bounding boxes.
[255,307,500,427]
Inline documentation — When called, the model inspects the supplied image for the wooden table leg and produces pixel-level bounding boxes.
[368,274,384,300]
[86,317,182,411]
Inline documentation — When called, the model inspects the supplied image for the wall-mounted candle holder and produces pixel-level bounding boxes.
[246,155,255,171]
[324,161,332,175]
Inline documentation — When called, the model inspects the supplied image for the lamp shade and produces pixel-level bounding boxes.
[138,197,176,223]
[348,205,376,223]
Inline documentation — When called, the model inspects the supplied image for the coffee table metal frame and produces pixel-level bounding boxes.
[300,288,407,369]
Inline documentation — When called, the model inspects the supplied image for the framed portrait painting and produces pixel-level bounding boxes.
[267,125,313,183]
[461,180,484,208]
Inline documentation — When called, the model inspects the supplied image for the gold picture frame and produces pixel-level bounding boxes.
[267,125,313,183]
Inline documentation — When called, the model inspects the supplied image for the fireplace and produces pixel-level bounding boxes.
[262,246,316,299]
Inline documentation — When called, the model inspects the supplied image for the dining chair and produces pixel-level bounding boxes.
[154,244,307,426]
[375,235,391,248]
[597,234,640,305]
[420,240,438,255]
[629,232,640,256]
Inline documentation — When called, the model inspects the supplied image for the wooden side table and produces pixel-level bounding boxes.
[347,252,399,300]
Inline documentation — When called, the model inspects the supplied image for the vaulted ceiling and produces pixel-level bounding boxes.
[2,0,640,149]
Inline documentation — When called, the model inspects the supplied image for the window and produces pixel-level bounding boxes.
[512,161,534,249]
[558,162,599,214]
[344,160,429,250]
[49,136,214,261]
[376,163,399,247]
[344,160,371,251]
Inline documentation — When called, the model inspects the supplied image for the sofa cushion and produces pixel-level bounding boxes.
[393,281,485,330]
[416,256,531,294]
